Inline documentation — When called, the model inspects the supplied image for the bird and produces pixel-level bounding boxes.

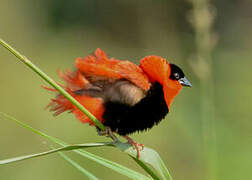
[45,48,191,157]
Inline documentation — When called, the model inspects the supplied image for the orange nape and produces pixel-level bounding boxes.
[140,55,183,108]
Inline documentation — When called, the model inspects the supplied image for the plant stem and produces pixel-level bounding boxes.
[0,38,106,131]
[188,0,218,179]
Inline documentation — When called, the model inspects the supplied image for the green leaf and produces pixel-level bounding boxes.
[0,112,151,180]
[0,143,112,165]
[58,152,99,180]
[115,141,173,180]
[0,139,172,180]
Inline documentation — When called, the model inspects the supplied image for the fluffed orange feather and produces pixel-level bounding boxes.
[46,68,105,124]
[75,48,151,91]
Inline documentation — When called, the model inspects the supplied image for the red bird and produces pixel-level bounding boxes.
[46,48,191,156]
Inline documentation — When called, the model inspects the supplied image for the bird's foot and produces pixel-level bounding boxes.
[97,127,118,142]
[123,136,144,159]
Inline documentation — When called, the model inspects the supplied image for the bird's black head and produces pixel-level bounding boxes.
[169,64,192,87]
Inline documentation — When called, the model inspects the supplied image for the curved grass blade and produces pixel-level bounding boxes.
[58,152,99,180]
[0,138,172,180]
[115,141,173,180]
[131,157,160,180]
[0,143,112,165]
[0,112,151,180]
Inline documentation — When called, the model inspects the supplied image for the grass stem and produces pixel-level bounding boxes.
[0,38,106,130]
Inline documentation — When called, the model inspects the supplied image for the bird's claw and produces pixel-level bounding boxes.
[123,136,144,159]
[97,127,118,142]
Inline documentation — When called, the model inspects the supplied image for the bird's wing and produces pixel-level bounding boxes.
[75,48,151,91]
[45,48,151,124]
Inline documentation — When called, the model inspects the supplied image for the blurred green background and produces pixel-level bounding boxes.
[0,0,252,179]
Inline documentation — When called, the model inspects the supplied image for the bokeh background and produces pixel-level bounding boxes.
[0,0,252,179]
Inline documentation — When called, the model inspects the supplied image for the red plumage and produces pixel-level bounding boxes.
[46,48,191,134]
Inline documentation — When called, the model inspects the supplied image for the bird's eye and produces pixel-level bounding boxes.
[174,73,180,80]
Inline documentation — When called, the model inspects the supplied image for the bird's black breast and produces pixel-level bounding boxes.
[102,82,169,135]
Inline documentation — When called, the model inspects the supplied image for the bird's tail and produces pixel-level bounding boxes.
[44,69,105,125]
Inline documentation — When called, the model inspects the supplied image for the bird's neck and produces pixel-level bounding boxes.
[163,79,182,108]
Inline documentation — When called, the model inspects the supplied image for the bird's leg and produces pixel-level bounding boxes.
[97,127,118,142]
[123,136,144,159]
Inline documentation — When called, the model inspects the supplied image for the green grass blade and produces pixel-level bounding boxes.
[115,141,173,180]
[0,143,112,165]
[0,38,105,130]
[0,148,65,165]
[132,157,160,180]
[58,152,99,180]
[0,112,151,180]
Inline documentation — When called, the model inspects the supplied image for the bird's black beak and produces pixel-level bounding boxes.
[179,77,192,87]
